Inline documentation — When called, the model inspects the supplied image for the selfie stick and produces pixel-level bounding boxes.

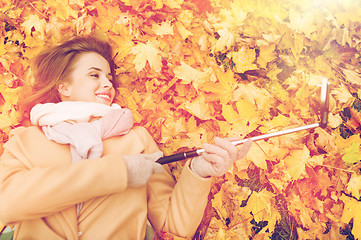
[156,78,330,165]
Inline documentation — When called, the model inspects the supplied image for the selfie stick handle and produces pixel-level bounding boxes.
[156,123,320,165]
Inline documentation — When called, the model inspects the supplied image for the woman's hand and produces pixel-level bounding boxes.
[190,137,252,178]
[123,151,164,188]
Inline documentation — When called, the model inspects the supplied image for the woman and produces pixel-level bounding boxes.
[0,36,252,239]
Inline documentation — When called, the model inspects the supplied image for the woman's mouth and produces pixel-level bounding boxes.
[96,93,111,102]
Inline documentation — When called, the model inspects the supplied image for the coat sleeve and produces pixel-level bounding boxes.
[0,127,128,224]
[137,127,212,238]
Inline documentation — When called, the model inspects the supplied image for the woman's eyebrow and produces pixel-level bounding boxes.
[88,67,102,71]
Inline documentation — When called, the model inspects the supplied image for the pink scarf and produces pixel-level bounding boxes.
[30,101,134,163]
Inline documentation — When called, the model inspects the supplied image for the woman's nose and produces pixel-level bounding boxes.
[101,76,113,88]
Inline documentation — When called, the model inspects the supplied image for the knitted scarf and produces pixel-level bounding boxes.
[30,101,134,163]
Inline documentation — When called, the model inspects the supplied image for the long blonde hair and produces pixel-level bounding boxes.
[22,36,117,118]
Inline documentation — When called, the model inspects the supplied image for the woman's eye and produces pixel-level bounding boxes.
[90,73,99,78]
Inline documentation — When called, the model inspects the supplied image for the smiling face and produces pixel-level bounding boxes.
[57,52,115,105]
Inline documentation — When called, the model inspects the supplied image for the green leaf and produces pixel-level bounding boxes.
[342,143,361,164]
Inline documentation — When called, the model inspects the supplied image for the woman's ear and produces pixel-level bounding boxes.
[57,82,72,98]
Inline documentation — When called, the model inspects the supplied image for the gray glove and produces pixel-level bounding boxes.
[190,137,252,178]
[123,151,164,188]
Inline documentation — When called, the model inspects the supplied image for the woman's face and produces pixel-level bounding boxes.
[58,52,115,106]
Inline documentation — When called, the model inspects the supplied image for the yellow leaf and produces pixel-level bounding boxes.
[340,194,361,240]
[342,68,361,86]
[163,0,183,9]
[212,28,235,52]
[257,44,276,69]
[284,145,309,180]
[221,99,259,136]
[130,40,162,73]
[332,84,355,106]
[173,61,210,88]
[245,189,275,222]
[183,94,212,120]
[0,37,6,55]
[235,99,259,126]
[52,1,78,20]
[212,189,228,221]
[229,47,258,73]
[218,1,247,29]
[288,9,317,36]
[175,22,193,40]
[245,142,268,169]
[346,173,361,199]
[21,15,46,40]
[152,21,174,36]
[233,82,274,111]
[260,114,291,133]
[202,69,236,105]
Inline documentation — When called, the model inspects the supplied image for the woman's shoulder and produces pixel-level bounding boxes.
[9,126,42,137]
[8,126,44,143]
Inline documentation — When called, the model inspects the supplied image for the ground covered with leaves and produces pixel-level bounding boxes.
[1,0,361,239]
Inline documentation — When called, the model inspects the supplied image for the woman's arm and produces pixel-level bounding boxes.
[0,127,128,224]
[136,127,212,237]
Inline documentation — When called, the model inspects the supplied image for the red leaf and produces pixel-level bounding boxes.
[189,0,213,13]
[9,59,24,78]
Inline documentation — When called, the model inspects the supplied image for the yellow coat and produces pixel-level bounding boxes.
[0,126,211,239]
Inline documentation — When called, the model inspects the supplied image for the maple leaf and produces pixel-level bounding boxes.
[257,44,277,69]
[331,84,355,106]
[342,68,361,86]
[346,173,361,199]
[229,47,258,73]
[211,28,235,52]
[284,146,310,180]
[173,61,210,89]
[130,40,162,73]
[152,21,174,36]
[244,188,275,223]
[245,142,268,170]
[48,1,78,20]
[21,14,46,40]
[340,194,361,240]
[342,142,361,164]
[175,21,193,39]
[287,9,317,37]
[221,99,260,135]
[201,69,236,105]
[182,94,212,120]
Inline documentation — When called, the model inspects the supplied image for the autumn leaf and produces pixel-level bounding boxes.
[173,61,210,88]
[340,194,361,240]
[284,146,310,180]
[346,173,361,199]
[229,47,258,73]
[130,40,162,73]
[245,142,268,170]
[182,94,212,120]
[244,188,275,223]
[152,21,174,36]
[211,28,235,52]
[342,142,361,164]
[21,15,46,40]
